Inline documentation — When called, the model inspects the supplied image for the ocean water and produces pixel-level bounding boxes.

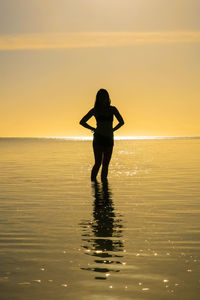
[0,137,200,300]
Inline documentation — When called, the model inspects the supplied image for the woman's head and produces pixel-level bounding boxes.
[94,89,111,111]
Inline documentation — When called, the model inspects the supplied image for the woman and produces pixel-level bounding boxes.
[79,89,124,181]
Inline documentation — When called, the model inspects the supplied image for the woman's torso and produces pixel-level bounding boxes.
[93,106,114,138]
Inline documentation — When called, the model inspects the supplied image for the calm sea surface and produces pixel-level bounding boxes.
[0,138,200,300]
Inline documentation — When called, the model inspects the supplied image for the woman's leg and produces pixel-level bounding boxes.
[101,146,113,181]
[91,145,103,181]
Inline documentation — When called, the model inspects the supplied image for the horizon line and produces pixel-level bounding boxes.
[0,136,200,140]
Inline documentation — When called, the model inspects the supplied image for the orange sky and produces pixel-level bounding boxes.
[0,0,200,137]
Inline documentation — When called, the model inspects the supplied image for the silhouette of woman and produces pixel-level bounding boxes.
[79,89,124,181]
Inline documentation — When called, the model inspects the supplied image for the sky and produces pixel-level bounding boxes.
[0,0,200,137]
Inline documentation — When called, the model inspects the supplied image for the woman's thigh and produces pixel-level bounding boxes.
[102,147,113,166]
[93,145,103,164]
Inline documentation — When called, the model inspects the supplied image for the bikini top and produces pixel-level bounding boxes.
[95,112,113,123]
[95,114,113,122]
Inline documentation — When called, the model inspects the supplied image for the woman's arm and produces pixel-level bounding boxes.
[79,108,96,132]
[113,106,125,132]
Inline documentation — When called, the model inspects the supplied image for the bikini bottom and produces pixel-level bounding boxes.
[93,133,114,147]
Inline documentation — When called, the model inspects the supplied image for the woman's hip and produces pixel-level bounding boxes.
[93,133,114,147]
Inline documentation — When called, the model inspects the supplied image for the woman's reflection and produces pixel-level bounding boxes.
[80,180,124,280]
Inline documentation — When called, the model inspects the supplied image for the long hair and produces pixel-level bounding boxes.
[94,89,111,112]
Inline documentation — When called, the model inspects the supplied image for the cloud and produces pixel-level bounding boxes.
[0,31,200,51]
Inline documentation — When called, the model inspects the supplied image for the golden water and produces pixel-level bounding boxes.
[0,138,200,299]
